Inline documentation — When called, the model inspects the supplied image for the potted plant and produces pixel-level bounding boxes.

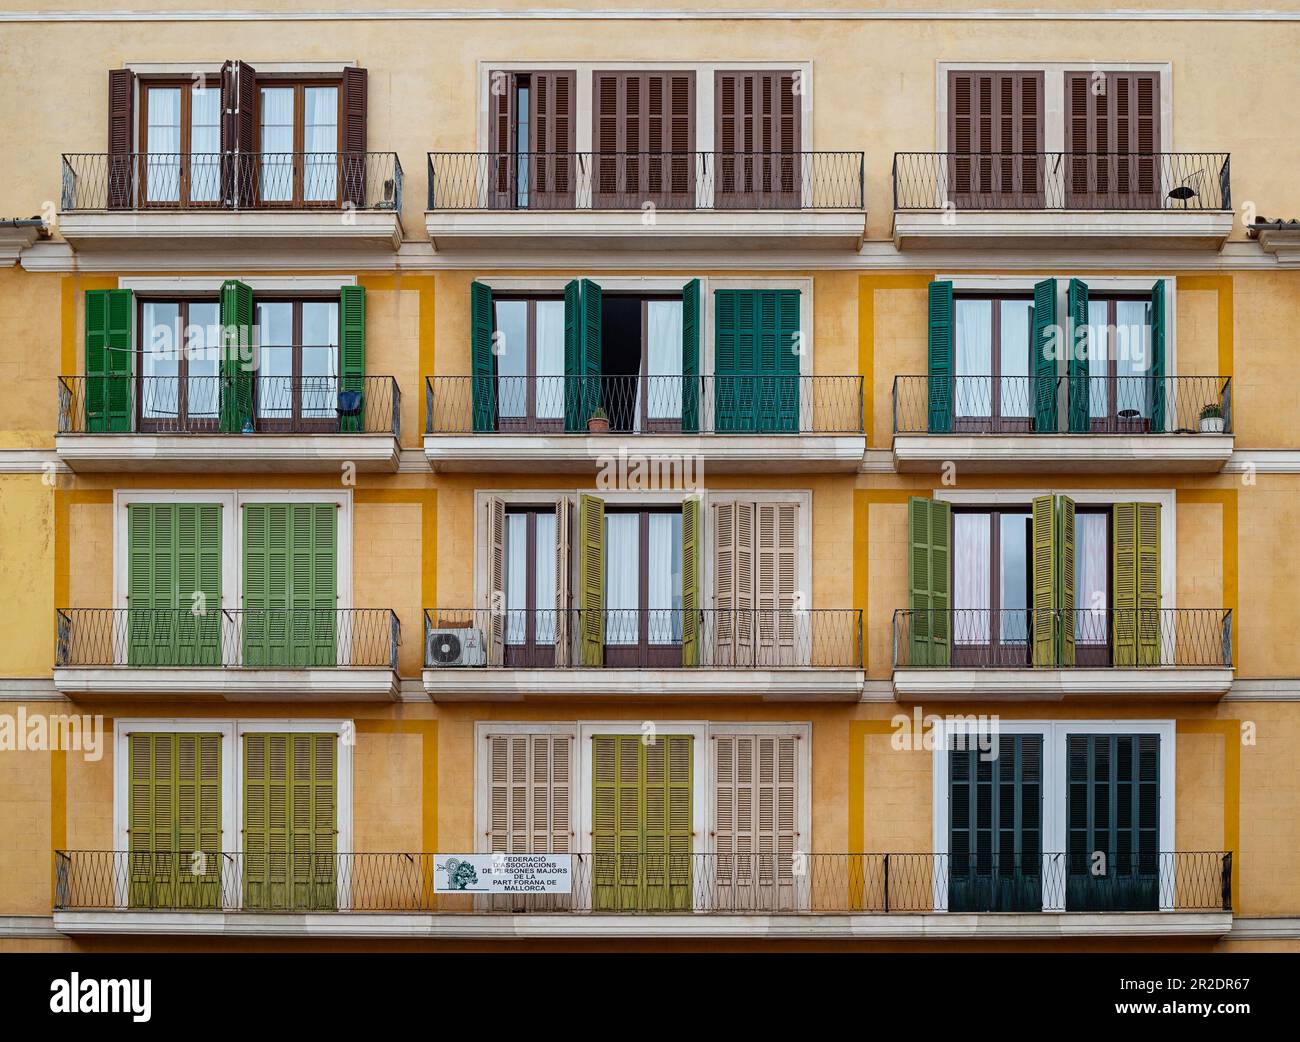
[1199,403,1225,433]
[587,407,610,434]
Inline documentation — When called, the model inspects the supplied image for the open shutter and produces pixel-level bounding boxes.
[1031,494,1056,667]
[338,285,366,433]
[554,497,571,667]
[471,282,496,432]
[581,278,603,418]
[578,494,605,667]
[1032,277,1058,432]
[1056,496,1076,667]
[1148,280,1166,433]
[107,69,135,209]
[1067,279,1090,432]
[927,280,954,433]
[1112,502,1161,666]
[485,495,505,666]
[488,71,515,209]
[220,61,257,206]
[84,288,133,433]
[218,279,253,433]
[681,278,700,432]
[529,70,576,209]
[756,502,798,666]
[340,66,368,207]
[563,279,603,432]
[681,496,701,667]
[714,734,798,911]
[907,496,951,667]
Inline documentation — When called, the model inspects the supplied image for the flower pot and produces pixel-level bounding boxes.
[1200,416,1225,434]
[587,417,610,434]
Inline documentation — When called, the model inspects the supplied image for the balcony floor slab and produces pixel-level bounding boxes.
[892,667,1234,702]
[53,668,401,702]
[423,668,865,702]
[892,209,1234,251]
[56,434,401,473]
[890,434,1233,474]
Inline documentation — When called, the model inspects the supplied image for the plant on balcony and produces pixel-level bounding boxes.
[587,407,610,434]
[1199,403,1225,433]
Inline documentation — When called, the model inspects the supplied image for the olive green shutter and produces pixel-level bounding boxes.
[907,496,951,667]
[1032,277,1058,432]
[643,734,693,910]
[578,494,605,666]
[471,281,496,432]
[128,732,222,909]
[84,288,133,433]
[927,280,954,433]
[1031,494,1056,666]
[681,496,701,666]
[1112,502,1161,666]
[1056,495,1076,666]
[242,504,337,667]
[1067,279,1090,433]
[1148,280,1166,433]
[338,284,366,433]
[681,278,700,432]
[219,279,254,433]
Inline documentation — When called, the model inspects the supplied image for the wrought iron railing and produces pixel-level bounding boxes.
[55,608,400,670]
[424,608,862,669]
[426,375,863,435]
[893,608,1232,668]
[60,151,403,212]
[427,151,864,210]
[53,850,1231,914]
[892,151,1231,211]
[58,375,400,436]
[893,375,1232,434]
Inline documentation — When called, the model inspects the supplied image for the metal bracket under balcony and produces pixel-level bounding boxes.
[891,152,1233,251]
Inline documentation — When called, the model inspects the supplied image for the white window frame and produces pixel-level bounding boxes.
[930,718,1177,913]
[120,276,355,294]
[112,716,354,911]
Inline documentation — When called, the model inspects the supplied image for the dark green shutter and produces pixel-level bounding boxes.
[681,278,700,433]
[564,279,604,432]
[1067,278,1090,433]
[1066,734,1160,911]
[1032,277,1057,432]
[127,503,222,666]
[84,288,133,433]
[470,281,496,432]
[927,280,954,433]
[1031,494,1056,667]
[714,289,800,432]
[219,279,254,433]
[907,496,950,667]
[1056,495,1076,666]
[338,285,366,433]
[1148,281,1166,433]
[949,734,1042,912]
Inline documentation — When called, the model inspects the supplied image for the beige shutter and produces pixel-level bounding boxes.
[712,501,756,667]
[713,733,799,911]
[756,502,798,665]
[553,496,571,667]
[486,732,573,910]
[486,495,505,665]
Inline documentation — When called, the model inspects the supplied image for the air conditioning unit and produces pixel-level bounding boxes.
[426,627,486,667]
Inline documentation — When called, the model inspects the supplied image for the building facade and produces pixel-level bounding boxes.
[1,1,1298,951]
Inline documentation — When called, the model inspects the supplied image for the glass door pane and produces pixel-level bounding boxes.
[533,512,557,644]
[259,87,295,202]
[604,514,639,645]
[189,86,222,201]
[999,512,1031,645]
[256,302,293,419]
[187,302,220,421]
[145,87,182,202]
[646,512,683,643]
[141,302,181,419]
[494,300,527,420]
[504,512,528,645]
[999,300,1032,419]
[952,512,991,644]
[1075,512,1109,644]
[1115,299,1152,420]
[646,300,683,424]
[954,299,992,420]
[303,86,338,201]
[535,301,565,420]
[300,302,338,419]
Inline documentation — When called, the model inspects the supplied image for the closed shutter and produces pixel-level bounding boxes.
[1056,495,1077,667]
[714,734,798,911]
[243,733,337,911]
[84,288,133,433]
[713,500,755,667]
[949,733,1043,912]
[218,279,253,433]
[470,282,496,432]
[563,279,603,432]
[220,61,256,206]
[1031,494,1057,667]
[907,496,951,666]
[681,495,702,667]
[1032,277,1058,432]
[756,502,798,665]
[948,71,1043,206]
[338,285,366,433]
[681,278,700,432]
[644,734,693,911]
[927,280,954,433]
[714,71,801,208]
[1067,279,1091,432]
[593,72,695,208]
[242,504,338,668]
[1148,280,1167,433]
[128,732,222,909]
[340,66,368,207]
[1065,72,1160,208]
[714,289,800,432]
[578,493,605,666]
[1066,734,1160,911]
[1112,502,1161,666]
[487,734,572,854]
[107,69,135,209]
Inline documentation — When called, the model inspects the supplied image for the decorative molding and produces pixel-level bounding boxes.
[0,225,42,265]
[119,275,357,292]
[0,915,62,939]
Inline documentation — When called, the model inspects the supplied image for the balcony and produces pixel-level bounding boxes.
[54,608,401,701]
[424,151,865,251]
[425,375,865,473]
[58,151,404,253]
[55,375,402,472]
[891,608,1233,701]
[52,850,1231,939]
[891,152,1234,251]
[891,375,1233,473]
[422,608,863,701]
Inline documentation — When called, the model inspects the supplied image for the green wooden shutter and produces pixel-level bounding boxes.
[242,504,286,667]
[470,281,496,433]
[127,503,222,666]
[1066,734,1160,911]
[681,496,701,666]
[1032,277,1057,432]
[1031,494,1056,667]
[581,278,603,429]
[84,288,133,433]
[1148,280,1166,433]
[643,734,693,911]
[681,278,700,433]
[927,280,954,433]
[578,494,605,667]
[1056,495,1076,667]
[1067,279,1090,433]
[764,289,800,432]
[219,279,254,433]
[907,496,951,667]
[714,289,799,433]
[563,279,584,432]
[1112,502,1161,666]
[338,285,366,433]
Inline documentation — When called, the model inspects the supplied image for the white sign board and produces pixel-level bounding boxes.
[433,853,573,895]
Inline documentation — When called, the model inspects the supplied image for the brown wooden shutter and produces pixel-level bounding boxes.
[948,70,1043,206]
[714,71,801,208]
[107,69,135,209]
[529,70,575,209]
[756,502,798,665]
[713,734,799,911]
[713,500,755,666]
[593,72,695,208]
[489,70,515,209]
[1066,71,1160,207]
[340,66,368,208]
[220,60,257,207]
[486,495,505,665]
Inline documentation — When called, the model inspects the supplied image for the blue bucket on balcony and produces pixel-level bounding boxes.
[337,390,363,417]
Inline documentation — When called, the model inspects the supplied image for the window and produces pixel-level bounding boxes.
[258,82,340,204]
[140,80,222,205]
[600,294,685,432]
[138,299,221,430]
[504,507,559,666]
[1073,509,1111,660]
[951,508,1032,663]
[952,295,1033,430]
[255,299,340,429]
[489,71,576,209]
[1085,295,1154,431]
[604,507,683,665]
[493,297,566,430]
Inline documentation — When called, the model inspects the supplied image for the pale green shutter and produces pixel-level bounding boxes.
[927,280,954,433]
[471,281,496,432]
[681,496,701,666]
[578,494,605,667]
[1113,502,1161,666]
[242,504,286,667]
[84,288,133,433]
[1067,279,1090,433]
[243,504,337,668]
[243,733,286,910]
[1148,281,1166,433]
[681,278,700,433]
[1032,277,1057,432]
[127,503,222,666]
[1031,494,1056,666]
[338,285,366,433]
[219,279,254,433]
[1056,495,1076,666]
[907,496,951,666]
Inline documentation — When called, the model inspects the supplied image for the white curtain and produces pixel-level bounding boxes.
[647,301,683,422]
[1075,512,1109,641]
[536,301,566,419]
[304,86,338,201]
[493,301,527,419]
[952,513,991,643]
[141,302,180,418]
[504,513,527,645]
[954,299,992,418]
[999,299,1032,417]
[186,301,221,419]
[1087,299,1109,420]
[646,513,683,643]
[259,87,295,201]
[533,512,557,644]
[189,86,221,201]
[605,514,639,644]
[146,87,181,202]
[1115,299,1152,419]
